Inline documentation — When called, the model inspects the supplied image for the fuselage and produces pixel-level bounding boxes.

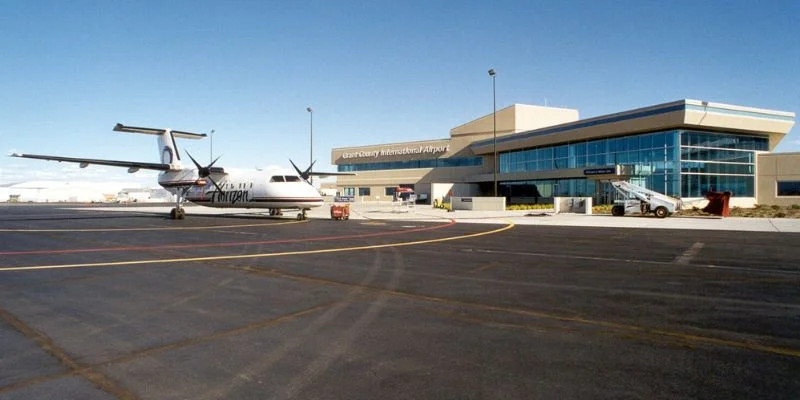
[158,169,324,210]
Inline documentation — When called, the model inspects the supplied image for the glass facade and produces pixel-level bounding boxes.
[338,156,482,172]
[499,129,768,202]
[679,131,766,197]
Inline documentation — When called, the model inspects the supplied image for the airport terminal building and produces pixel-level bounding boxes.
[331,100,797,206]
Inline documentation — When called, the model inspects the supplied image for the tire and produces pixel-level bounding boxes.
[611,205,624,216]
[654,206,668,219]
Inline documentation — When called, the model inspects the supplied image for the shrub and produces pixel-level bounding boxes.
[771,205,781,210]
[775,212,786,218]
[507,203,554,211]
[791,204,800,210]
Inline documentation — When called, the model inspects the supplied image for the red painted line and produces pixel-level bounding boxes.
[0,220,457,256]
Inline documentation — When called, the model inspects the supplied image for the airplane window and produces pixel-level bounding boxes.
[270,176,285,182]
[285,176,301,182]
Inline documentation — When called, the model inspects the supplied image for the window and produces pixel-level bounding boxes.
[343,187,355,196]
[385,187,396,196]
[270,176,285,182]
[777,181,800,196]
[285,176,302,182]
[338,156,481,172]
[358,187,371,196]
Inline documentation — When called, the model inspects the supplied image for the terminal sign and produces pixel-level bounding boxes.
[342,144,450,159]
[583,167,616,176]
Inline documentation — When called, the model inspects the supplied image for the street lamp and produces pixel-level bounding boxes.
[488,68,497,197]
[307,107,313,185]
[209,129,215,164]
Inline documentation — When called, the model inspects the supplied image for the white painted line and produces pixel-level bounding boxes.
[674,242,705,265]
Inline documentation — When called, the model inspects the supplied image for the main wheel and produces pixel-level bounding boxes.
[297,213,303,221]
[654,206,668,219]
[611,205,624,216]
[177,208,185,219]
[170,208,178,219]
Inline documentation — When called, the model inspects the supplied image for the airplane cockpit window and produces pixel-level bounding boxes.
[285,176,301,182]
[270,176,286,183]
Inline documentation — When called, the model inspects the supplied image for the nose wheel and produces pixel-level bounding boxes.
[296,209,308,221]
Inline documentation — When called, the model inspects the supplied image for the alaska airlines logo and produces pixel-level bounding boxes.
[161,147,174,164]
[210,189,250,204]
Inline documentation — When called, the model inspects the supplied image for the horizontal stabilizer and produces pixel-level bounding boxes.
[114,123,207,139]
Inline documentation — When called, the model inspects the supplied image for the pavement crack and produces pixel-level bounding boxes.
[0,307,141,399]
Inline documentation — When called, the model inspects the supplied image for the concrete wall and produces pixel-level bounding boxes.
[757,152,800,206]
[451,196,506,211]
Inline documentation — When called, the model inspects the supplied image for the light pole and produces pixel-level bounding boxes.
[488,68,497,197]
[307,107,313,185]
[209,129,215,164]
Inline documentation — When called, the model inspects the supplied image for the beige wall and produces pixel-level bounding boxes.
[450,104,579,138]
[757,152,800,206]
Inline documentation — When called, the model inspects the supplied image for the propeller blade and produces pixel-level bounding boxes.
[304,160,316,176]
[186,151,223,178]
[185,151,203,170]
[289,159,306,178]
[207,175,224,194]
[208,155,222,169]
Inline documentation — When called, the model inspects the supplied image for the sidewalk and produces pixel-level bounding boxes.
[319,201,800,233]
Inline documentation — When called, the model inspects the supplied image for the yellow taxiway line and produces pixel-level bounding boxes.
[0,221,514,272]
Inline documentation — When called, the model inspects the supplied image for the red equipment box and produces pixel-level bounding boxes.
[330,204,350,220]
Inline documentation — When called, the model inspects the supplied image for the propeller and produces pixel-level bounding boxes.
[186,151,224,193]
[290,159,316,183]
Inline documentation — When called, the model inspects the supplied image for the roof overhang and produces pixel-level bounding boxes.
[471,99,795,154]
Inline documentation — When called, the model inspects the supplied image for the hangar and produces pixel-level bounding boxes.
[331,99,797,207]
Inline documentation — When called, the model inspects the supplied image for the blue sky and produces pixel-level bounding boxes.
[2,0,798,185]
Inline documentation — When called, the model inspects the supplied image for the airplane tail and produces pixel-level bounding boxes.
[113,123,207,167]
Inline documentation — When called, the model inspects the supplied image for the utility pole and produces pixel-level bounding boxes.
[307,107,313,185]
[488,68,497,197]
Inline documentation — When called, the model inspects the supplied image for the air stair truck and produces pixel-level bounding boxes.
[610,181,682,218]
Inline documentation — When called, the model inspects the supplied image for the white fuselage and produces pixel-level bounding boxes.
[158,169,324,210]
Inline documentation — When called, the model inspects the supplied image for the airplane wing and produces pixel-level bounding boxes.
[10,153,172,172]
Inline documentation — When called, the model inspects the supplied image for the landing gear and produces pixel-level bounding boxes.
[170,187,190,220]
[269,208,283,216]
[296,209,308,221]
[170,207,185,220]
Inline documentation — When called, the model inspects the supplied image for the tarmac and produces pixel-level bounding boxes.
[1,203,798,399]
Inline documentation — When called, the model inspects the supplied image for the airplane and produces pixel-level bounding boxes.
[10,123,354,220]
